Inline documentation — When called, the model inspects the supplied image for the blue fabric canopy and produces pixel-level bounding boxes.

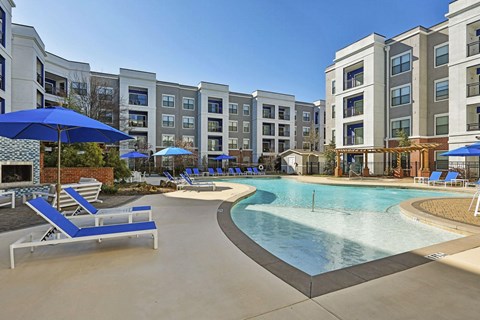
[214,154,235,160]
[121,151,148,159]
[153,147,192,157]
[440,143,480,156]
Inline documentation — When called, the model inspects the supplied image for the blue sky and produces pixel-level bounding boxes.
[13,0,450,102]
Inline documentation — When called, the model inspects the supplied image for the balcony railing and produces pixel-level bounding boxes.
[343,106,364,118]
[45,86,66,96]
[467,123,480,131]
[278,113,290,120]
[467,82,480,97]
[278,130,290,137]
[467,40,480,57]
[262,146,274,153]
[262,129,275,136]
[263,111,274,119]
[278,145,290,153]
[344,73,364,90]
[207,144,222,151]
[36,72,43,85]
[344,135,364,146]
[129,120,147,128]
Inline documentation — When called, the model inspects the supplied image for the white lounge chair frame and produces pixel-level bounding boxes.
[0,190,15,209]
[33,181,103,209]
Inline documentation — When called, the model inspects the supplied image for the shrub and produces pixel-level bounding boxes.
[101,184,118,194]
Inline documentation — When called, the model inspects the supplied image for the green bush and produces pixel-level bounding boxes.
[101,184,118,194]
[104,148,131,181]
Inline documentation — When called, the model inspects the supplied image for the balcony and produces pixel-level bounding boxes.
[36,72,43,85]
[262,139,275,153]
[278,112,290,120]
[208,137,223,152]
[278,141,290,153]
[263,105,275,119]
[208,100,222,114]
[467,123,480,131]
[468,41,480,57]
[344,135,364,146]
[129,119,147,128]
[278,130,290,137]
[208,119,223,133]
[343,105,363,118]
[467,82,480,97]
[343,62,364,90]
[344,73,364,90]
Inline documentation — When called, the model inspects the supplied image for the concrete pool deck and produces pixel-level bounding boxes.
[0,178,480,319]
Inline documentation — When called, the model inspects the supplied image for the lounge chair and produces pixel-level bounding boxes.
[163,172,185,189]
[208,168,216,176]
[193,168,201,176]
[246,168,254,175]
[0,190,15,209]
[467,179,480,211]
[185,168,194,176]
[430,171,459,187]
[414,171,441,184]
[216,168,225,176]
[253,167,265,175]
[180,174,216,191]
[235,168,245,175]
[228,168,236,176]
[9,198,158,268]
[63,187,152,226]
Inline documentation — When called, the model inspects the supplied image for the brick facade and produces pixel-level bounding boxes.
[41,167,114,185]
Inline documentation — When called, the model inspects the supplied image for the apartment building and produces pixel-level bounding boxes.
[0,0,323,168]
[325,0,479,175]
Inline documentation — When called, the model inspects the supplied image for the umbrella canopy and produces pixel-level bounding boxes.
[213,154,235,160]
[440,143,480,156]
[0,106,132,210]
[121,151,148,159]
[153,147,192,176]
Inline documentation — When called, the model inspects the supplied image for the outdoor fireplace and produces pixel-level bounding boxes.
[0,161,34,186]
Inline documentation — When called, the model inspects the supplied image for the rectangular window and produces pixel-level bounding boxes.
[162,134,175,147]
[435,151,449,170]
[97,86,114,101]
[391,118,410,137]
[72,82,87,95]
[0,97,4,114]
[162,95,175,108]
[391,52,411,75]
[229,103,238,115]
[36,90,43,108]
[228,120,238,132]
[162,115,175,128]
[129,112,147,127]
[332,129,336,143]
[129,87,148,106]
[435,44,448,67]
[391,85,411,106]
[332,105,335,118]
[243,121,250,133]
[243,138,250,149]
[303,111,311,122]
[36,58,44,86]
[243,104,250,116]
[208,99,222,113]
[302,126,310,137]
[435,115,449,135]
[0,7,5,47]
[182,116,195,129]
[182,97,195,110]
[435,80,449,101]
[332,80,336,94]
[182,135,195,147]
[228,138,238,149]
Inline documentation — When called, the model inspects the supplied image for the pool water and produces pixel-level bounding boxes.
[229,178,464,275]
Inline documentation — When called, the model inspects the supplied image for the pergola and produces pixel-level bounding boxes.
[334,143,440,177]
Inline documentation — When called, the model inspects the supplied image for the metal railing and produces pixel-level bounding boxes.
[467,40,480,57]
[467,123,480,131]
[343,106,363,118]
[129,120,147,128]
[278,114,290,120]
[344,73,364,90]
[263,111,275,119]
[467,82,480,97]
[344,135,364,146]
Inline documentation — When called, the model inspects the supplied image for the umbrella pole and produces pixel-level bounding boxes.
[57,130,62,211]
[173,157,175,177]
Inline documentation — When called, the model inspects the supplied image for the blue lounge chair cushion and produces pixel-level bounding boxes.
[229,168,235,175]
[132,206,151,212]
[186,168,193,175]
[253,168,261,174]
[193,168,200,175]
[75,221,157,237]
[429,171,442,181]
[235,168,243,174]
[64,187,99,214]
[217,168,224,174]
[208,168,215,175]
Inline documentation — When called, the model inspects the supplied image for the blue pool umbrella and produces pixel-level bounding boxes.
[0,106,133,210]
[213,154,235,160]
[121,151,148,171]
[440,144,480,157]
[153,147,192,176]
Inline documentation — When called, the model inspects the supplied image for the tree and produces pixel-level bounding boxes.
[305,121,319,151]
[323,140,336,175]
[44,142,105,167]
[104,148,131,181]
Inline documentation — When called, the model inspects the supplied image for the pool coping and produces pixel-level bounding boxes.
[217,181,480,298]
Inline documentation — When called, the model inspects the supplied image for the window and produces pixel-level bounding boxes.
[228,120,238,132]
[162,115,175,128]
[129,112,147,127]
[228,138,238,149]
[72,82,87,96]
[182,135,195,147]
[162,95,175,108]
[435,115,449,135]
[229,103,238,115]
[243,138,250,149]
[391,118,410,138]
[332,105,335,118]
[98,86,113,101]
[182,97,194,110]
[162,134,175,147]
[103,111,113,124]
[391,85,411,106]
[0,97,4,114]
[182,116,194,129]
[435,44,448,67]
[332,80,336,94]
[302,142,310,150]
[435,79,449,101]
[303,126,310,137]
[0,7,5,47]
[435,151,449,170]
[36,90,43,108]
[129,87,148,106]
[332,129,336,142]
[36,58,44,86]
[129,132,147,149]
[303,111,311,122]
[243,104,250,116]
[208,99,222,113]
[391,52,411,75]
[243,121,250,133]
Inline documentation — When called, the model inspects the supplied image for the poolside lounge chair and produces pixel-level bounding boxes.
[228,168,236,176]
[193,168,201,176]
[185,168,193,176]
[9,198,158,269]
[180,174,216,191]
[253,167,265,175]
[235,168,245,175]
[430,171,459,187]
[0,190,15,209]
[246,168,254,175]
[208,168,216,176]
[63,187,152,226]
[216,168,225,176]
[414,171,441,184]
[164,172,185,189]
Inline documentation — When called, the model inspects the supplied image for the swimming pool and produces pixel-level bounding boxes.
[229,178,464,275]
